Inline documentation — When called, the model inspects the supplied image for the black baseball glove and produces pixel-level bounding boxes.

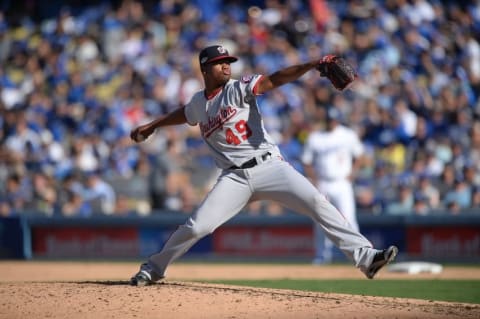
[317,55,357,91]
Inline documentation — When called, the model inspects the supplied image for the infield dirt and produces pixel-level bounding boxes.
[0,261,479,319]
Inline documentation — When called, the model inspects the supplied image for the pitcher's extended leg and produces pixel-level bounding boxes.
[148,171,252,277]
[251,160,376,273]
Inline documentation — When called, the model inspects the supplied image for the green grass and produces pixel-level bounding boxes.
[206,279,480,304]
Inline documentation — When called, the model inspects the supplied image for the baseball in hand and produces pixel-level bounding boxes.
[135,133,146,142]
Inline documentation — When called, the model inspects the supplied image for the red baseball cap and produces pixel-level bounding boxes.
[199,45,238,66]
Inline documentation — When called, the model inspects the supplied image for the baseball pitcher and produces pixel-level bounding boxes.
[129,45,397,286]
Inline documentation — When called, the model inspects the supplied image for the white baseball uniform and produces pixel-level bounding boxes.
[302,124,364,263]
[145,74,377,279]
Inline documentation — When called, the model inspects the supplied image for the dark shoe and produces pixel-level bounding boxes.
[366,245,398,279]
[130,270,153,286]
[130,263,155,286]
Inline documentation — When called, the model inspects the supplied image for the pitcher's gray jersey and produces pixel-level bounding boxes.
[184,75,279,169]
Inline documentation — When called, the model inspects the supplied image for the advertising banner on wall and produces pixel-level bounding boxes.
[32,227,140,258]
[26,218,480,261]
[32,226,214,259]
[407,226,480,258]
[213,226,313,256]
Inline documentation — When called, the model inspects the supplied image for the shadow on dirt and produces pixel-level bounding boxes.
[75,280,132,286]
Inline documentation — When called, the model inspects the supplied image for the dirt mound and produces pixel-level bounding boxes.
[0,262,479,319]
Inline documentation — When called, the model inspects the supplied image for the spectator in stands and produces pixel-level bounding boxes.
[370,161,397,210]
[148,150,172,211]
[184,125,219,196]
[424,149,445,178]
[160,135,197,212]
[412,193,431,216]
[434,164,457,201]
[83,171,116,215]
[386,183,414,215]
[29,171,57,216]
[376,130,406,174]
[4,117,41,160]
[3,172,32,216]
[445,198,462,215]
[56,172,91,217]
[416,174,441,210]
[463,164,480,190]
[127,153,152,216]
[443,178,472,211]
[392,98,417,143]
[60,189,91,217]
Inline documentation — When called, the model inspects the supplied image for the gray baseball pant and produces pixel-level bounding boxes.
[148,156,376,278]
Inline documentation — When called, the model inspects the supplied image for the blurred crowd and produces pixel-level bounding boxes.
[0,0,479,218]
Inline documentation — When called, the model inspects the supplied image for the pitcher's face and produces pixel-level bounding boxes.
[203,60,232,86]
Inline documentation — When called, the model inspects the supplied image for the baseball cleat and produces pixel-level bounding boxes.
[366,245,398,279]
[130,270,153,286]
[130,263,156,286]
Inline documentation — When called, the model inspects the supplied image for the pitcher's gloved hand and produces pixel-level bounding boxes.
[317,55,357,91]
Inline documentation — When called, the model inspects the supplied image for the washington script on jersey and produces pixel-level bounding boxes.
[200,106,237,138]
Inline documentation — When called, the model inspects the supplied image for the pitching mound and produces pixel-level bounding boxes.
[0,261,479,319]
